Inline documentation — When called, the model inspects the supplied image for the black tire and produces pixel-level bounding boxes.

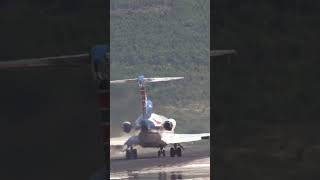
[170,148,175,157]
[162,150,166,157]
[132,149,138,159]
[126,150,131,159]
[176,147,182,157]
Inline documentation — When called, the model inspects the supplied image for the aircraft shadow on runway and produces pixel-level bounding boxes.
[126,170,184,180]
[111,155,158,161]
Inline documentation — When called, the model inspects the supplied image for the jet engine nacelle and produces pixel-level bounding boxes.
[163,119,176,131]
[122,121,132,133]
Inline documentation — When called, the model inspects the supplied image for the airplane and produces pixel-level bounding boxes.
[0,46,235,161]
[110,75,210,159]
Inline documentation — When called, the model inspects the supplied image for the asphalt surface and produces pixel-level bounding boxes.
[110,142,210,179]
[88,142,210,179]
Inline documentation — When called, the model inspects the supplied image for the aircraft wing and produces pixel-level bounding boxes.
[0,44,109,70]
[210,50,237,57]
[162,133,210,144]
[110,135,140,147]
[0,54,91,69]
[110,136,130,146]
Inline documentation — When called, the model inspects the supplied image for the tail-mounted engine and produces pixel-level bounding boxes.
[122,121,132,133]
[163,121,173,130]
[163,119,176,131]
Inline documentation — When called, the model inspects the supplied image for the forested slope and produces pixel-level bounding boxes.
[110,0,210,136]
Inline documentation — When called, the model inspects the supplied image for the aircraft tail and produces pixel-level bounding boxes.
[111,75,183,119]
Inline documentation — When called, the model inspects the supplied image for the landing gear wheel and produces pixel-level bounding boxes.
[170,148,175,157]
[126,150,130,159]
[170,144,183,157]
[162,150,166,157]
[132,149,138,159]
[176,147,182,157]
[158,148,166,157]
[125,147,138,159]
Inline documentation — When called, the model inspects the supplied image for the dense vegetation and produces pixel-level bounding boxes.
[110,0,210,135]
[213,1,320,179]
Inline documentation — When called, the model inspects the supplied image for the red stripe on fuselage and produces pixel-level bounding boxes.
[150,118,162,126]
[140,90,145,96]
[140,89,146,108]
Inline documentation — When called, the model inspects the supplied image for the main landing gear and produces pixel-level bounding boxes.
[125,146,138,160]
[158,146,166,157]
[170,144,183,157]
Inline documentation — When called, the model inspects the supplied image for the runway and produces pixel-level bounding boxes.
[110,142,210,179]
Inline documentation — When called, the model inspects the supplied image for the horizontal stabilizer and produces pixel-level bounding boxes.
[144,77,184,83]
[110,77,184,84]
[110,78,138,84]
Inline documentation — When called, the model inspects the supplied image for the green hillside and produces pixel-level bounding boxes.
[110,0,210,136]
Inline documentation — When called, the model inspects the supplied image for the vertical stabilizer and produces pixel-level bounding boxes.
[138,75,148,120]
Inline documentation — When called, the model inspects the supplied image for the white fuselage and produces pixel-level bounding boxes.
[134,113,176,148]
